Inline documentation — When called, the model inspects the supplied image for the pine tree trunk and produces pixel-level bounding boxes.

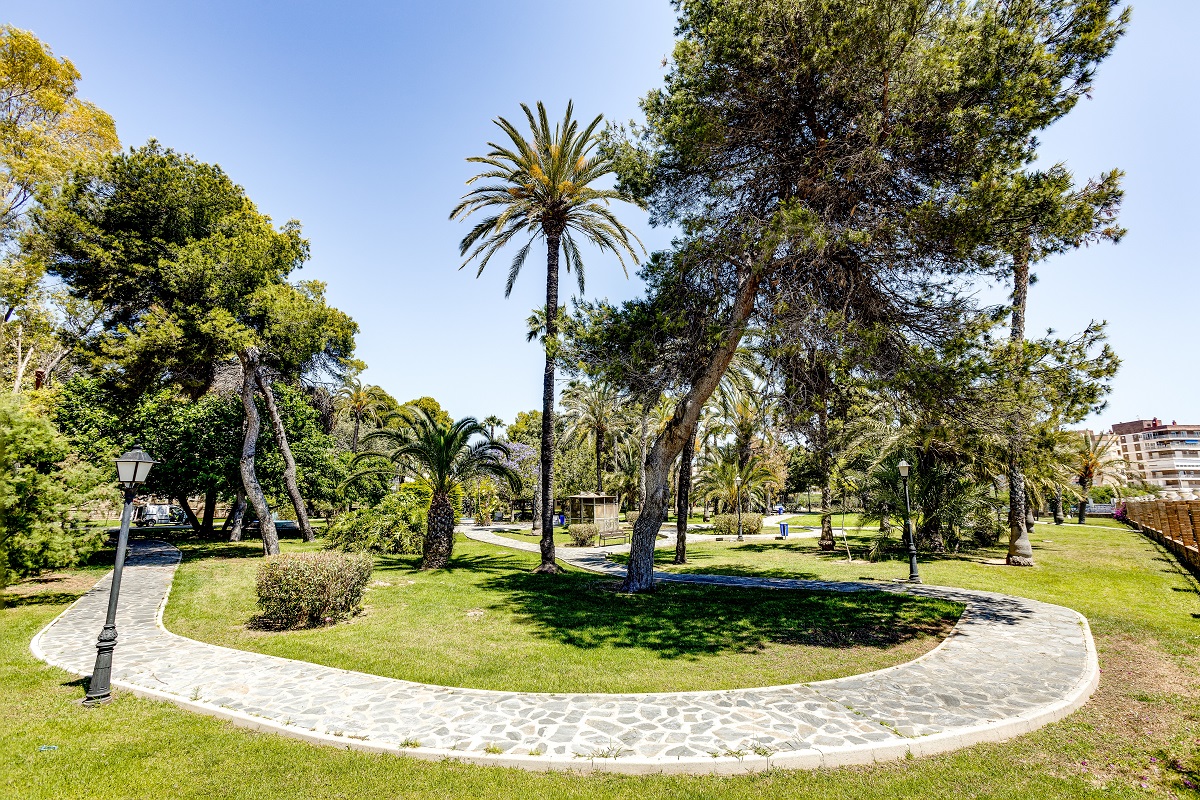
[536,232,563,574]
[201,486,217,537]
[238,350,278,556]
[254,365,315,543]
[1006,235,1035,566]
[674,425,695,564]
[623,267,759,592]
[638,411,649,509]
[421,491,455,569]
[228,489,246,542]
[177,495,202,533]
[817,398,835,551]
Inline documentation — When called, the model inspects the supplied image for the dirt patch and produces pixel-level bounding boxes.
[3,571,99,599]
[1027,633,1200,793]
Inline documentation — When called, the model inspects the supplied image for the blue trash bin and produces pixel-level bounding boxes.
[557,513,565,526]
[779,522,789,538]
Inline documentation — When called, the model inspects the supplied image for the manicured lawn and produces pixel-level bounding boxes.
[3,519,1198,798]
[163,537,959,693]
[489,527,577,548]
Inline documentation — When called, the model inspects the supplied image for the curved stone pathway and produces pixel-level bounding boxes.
[31,536,1097,774]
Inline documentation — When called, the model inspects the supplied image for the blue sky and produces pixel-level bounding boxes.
[9,1,1197,430]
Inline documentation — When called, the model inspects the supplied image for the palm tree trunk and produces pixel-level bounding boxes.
[253,364,315,543]
[536,232,563,574]
[674,425,695,564]
[351,414,361,453]
[1078,480,1089,524]
[1006,235,1035,566]
[421,491,455,569]
[238,350,278,556]
[1053,486,1065,525]
[595,432,604,494]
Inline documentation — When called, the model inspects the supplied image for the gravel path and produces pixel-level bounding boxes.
[31,534,1097,774]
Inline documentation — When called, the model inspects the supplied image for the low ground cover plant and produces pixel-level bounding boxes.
[253,551,373,629]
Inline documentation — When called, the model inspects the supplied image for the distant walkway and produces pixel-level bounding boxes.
[32,537,1096,775]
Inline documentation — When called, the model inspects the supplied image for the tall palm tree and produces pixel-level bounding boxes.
[334,377,390,452]
[694,447,777,514]
[561,380,621,493]
[357,408,520,569]
[451,101,644,574]
[482,415,505,440]
[1075,431,1125,524]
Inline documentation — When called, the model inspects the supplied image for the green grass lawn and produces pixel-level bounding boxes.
[488,527,577,548]
[3,519,1198,798]
[163,537,959,693]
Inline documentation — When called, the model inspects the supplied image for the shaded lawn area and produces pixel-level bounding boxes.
[162,537,960,693]
[3,519,1199,797]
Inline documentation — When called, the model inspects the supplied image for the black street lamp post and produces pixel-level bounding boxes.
[898,460,921,584]
[735,476,744,541]
[84,447,156,706]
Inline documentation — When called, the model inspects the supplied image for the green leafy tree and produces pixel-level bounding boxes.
[31,142,357,554]
[355,408,520,569]
[451,101,644,574]
[1,26,118,392]
[0,394,106,586]
[589,0,1128,591]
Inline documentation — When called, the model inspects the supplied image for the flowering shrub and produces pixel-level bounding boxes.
[712,513,764,538]
[1114,502,1127,523]
[253,552,373,629]
[568,523,598,547]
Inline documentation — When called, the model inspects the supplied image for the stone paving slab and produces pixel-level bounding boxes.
[31,535,1098,774]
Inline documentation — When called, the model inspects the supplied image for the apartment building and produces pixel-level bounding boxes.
[1111,418,1200,491]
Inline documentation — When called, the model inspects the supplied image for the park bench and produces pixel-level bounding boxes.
[598,528,628,547]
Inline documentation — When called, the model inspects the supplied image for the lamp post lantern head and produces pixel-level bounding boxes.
[898,459,911,478]
[735,476,743,486]
[115,447,157,489]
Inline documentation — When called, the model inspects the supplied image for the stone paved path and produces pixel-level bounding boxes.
[31,535,1097,774]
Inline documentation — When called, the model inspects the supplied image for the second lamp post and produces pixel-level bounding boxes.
[898,459,921,584]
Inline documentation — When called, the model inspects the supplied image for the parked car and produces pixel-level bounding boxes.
[244,516,300,535]
[134,504,186,527]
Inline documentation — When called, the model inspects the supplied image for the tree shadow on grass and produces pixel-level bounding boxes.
[478,570,962,660]
[1,591,87,608]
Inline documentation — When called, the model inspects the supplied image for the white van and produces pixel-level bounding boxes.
[134,504,185,527]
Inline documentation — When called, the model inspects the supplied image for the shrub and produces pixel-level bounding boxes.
[625,510,639,526]
[325,490,425,555]
[254,552,373,629]
[712,513,763,537]
[568,523,598,547]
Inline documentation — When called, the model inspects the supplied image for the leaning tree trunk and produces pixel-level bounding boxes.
[536,232,563,574]
[1006,235,1035,566]
[254,365,315,542]
[421,491,455,569]
[238,350,278,556]
[177,495,202,533]
[675,425,696,565]
[623,267,759,592]
[638,411,649,509]
[228,488,246,542]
